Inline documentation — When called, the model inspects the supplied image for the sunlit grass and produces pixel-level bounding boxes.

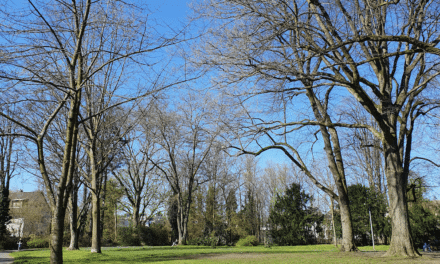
[11,244,438,264]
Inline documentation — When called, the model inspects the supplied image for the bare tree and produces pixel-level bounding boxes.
[113,126,167,228]
[342,101,385,194]
[194,0,440,256]
[0,105,20,238]
[0,0,186,262]
[194,1,358,252]
[145,94,221,245]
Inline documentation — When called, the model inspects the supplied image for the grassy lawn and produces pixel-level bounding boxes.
[9,244,439,263]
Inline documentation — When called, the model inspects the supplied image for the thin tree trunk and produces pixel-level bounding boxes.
[306,89,357,252]
[114,202,118,241]
[89,139,102,253]
[68,187,79,250]
[91,187,101,253]
[331,199,337,247]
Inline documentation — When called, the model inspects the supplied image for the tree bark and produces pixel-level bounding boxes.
[331,199,337,247]
[91,156,102,253]
[50,204,66,264]
[68,187,79,250]
[91,191,101,253]
[383,149,419,257]
[47,91,80,264]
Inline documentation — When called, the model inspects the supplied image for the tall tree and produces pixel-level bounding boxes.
[195,0,440,256]
[113,126,166,228]
[195,1,358,252]
[146,94,221,245]
[0,0,184,262]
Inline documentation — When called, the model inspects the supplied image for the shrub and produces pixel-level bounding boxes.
[140,223,171,246]
[117,227,141,246]
[187,236,218,247]
[187,237,203,245]
[235,235,259,247]
[117,224,171,246]
[0,234,21,250]
[27,235,49,248]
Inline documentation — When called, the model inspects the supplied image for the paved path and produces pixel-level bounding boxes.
[0,250,14,264]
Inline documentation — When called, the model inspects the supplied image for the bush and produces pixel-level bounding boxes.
[0,234,21,250]
[187,237,203,245]
[235,235,259,247]
[27,235,49,248]
[140,223,171,246]
[117,224,171,246]
[117,227,142,246]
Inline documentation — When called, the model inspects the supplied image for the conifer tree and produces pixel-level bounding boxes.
[269,183,323,245]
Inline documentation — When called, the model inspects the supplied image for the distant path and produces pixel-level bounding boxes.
[0,250,14,264]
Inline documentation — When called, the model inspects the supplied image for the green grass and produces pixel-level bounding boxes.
[9,244,436,263]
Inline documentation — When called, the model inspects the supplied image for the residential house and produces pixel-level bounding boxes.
[7,190,51,237]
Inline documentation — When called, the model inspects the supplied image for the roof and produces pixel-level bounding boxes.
[10,191,46,201]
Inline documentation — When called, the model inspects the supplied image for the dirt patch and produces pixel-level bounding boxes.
[198,253,266,260]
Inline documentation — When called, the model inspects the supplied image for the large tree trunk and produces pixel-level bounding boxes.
[132,201,140,228]
[383,150,419,257]
[337,186,356,251]
[50,201,66,264]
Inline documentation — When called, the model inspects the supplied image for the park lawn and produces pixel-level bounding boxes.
[9,244,436,263]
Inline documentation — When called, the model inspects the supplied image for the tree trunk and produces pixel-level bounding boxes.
[383,150,420,257]
[91,190,101,253]
[90,141,102,253]
[331,199,337,247]
[47,92,80,264]
[0,187,10,237]
[177,196,184,245]
[49,203,66,264]
[68,188,79,250]
[132,201,140,228]
[176,194,189,245]
[306,89,357,252]
[337,188,356,251]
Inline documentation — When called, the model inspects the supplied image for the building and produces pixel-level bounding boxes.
[7,190,51,237]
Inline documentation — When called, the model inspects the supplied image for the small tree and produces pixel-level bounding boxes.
[269,183,323,246]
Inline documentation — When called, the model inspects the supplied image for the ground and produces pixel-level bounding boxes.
[7,245,440,263]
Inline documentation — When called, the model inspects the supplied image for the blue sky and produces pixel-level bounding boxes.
[9,0,440,202]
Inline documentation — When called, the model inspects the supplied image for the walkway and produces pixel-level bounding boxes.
[0,250,14,264]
